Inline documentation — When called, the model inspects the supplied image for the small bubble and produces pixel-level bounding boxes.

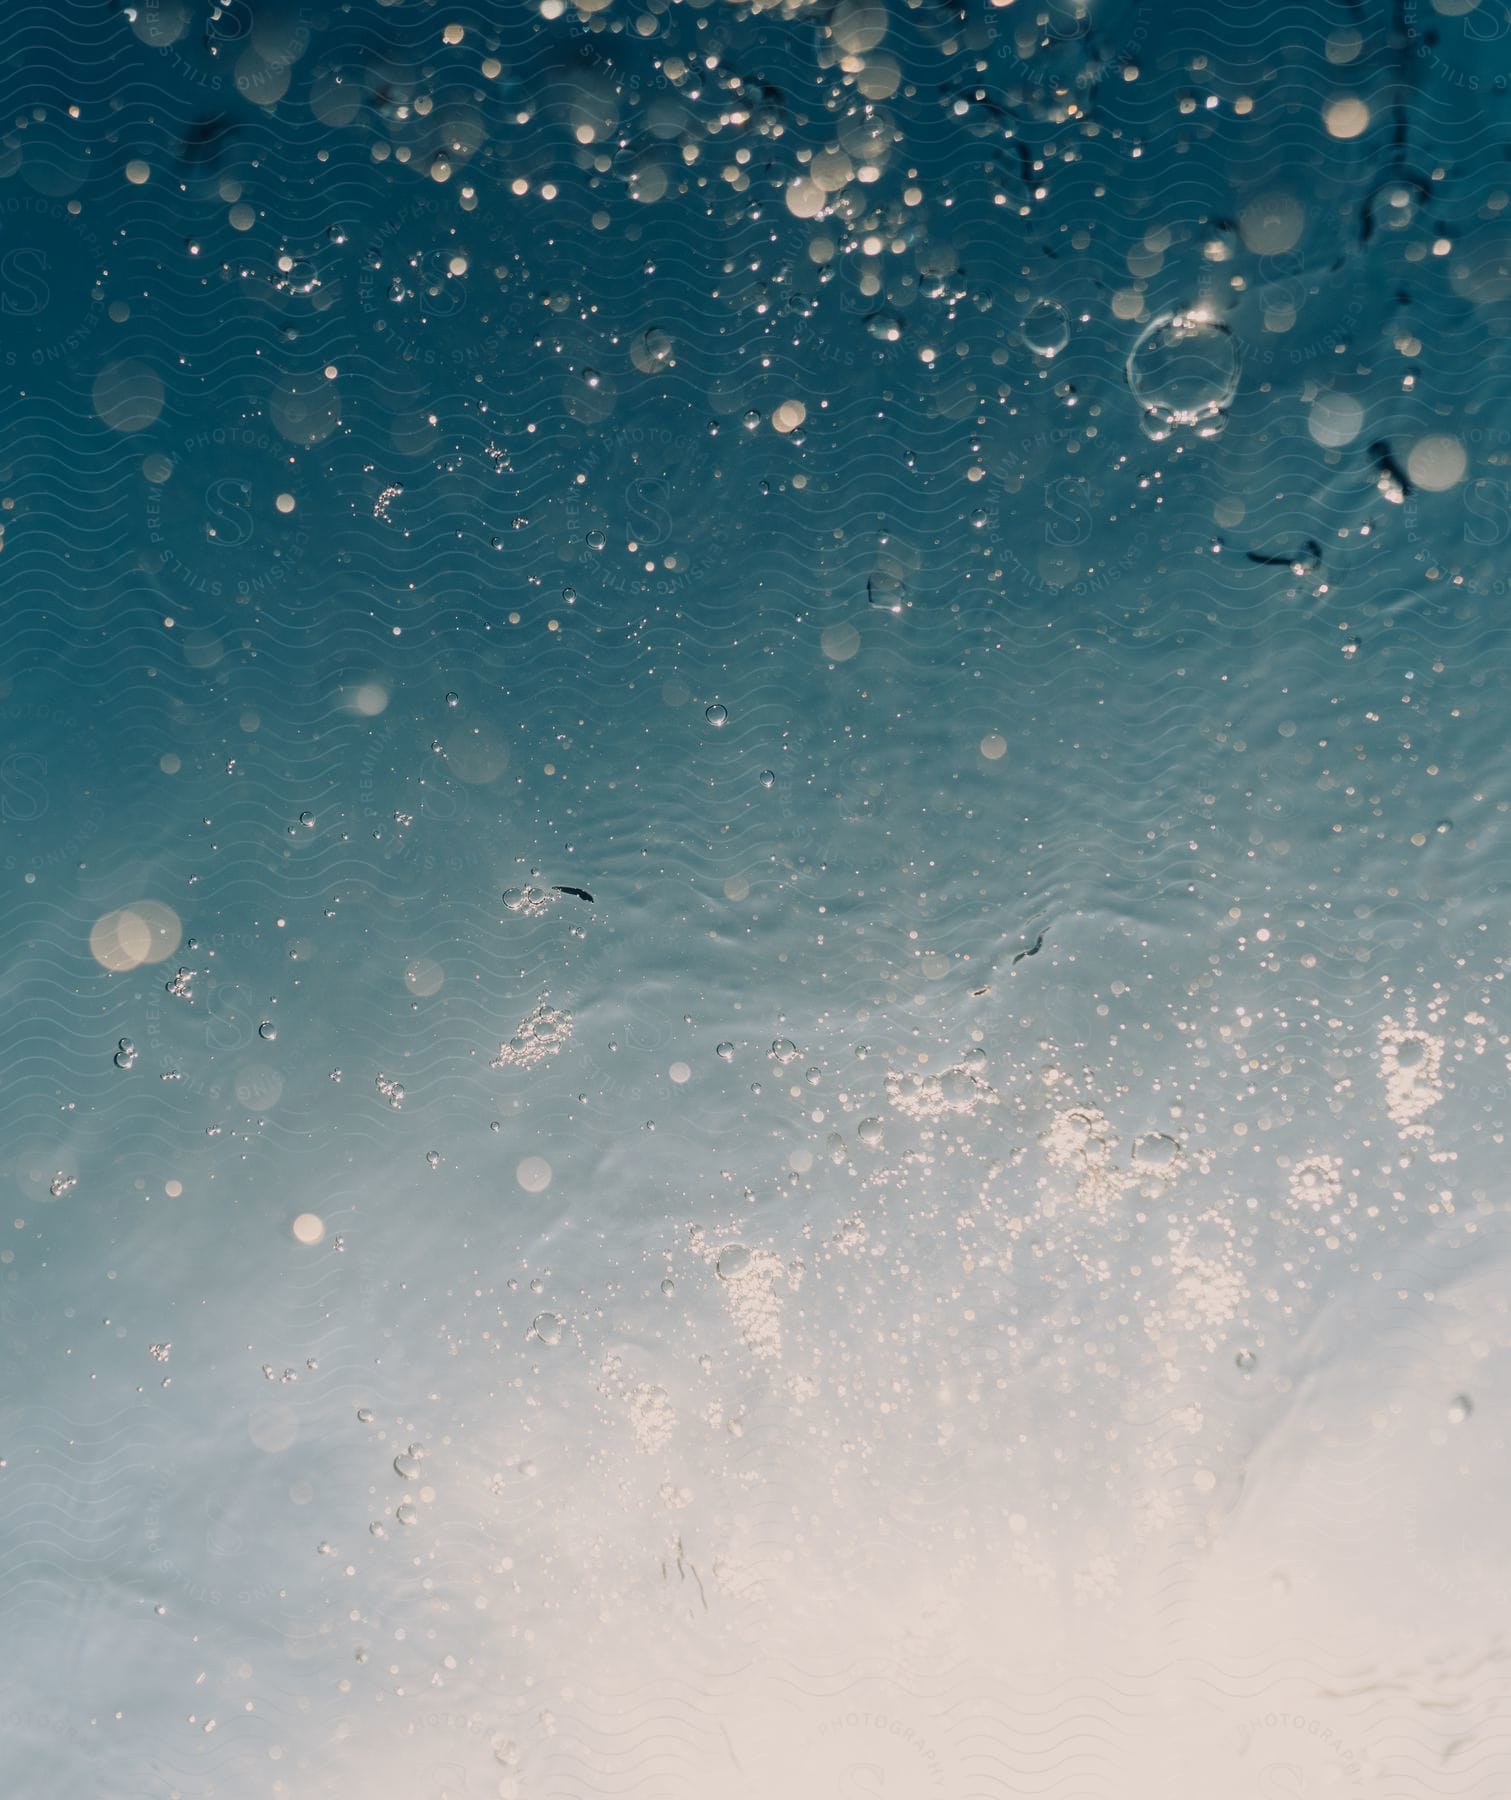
[759,770,775,788]
[716,1042,735,1062]
[1132,1131,1180,1168]
[716,1245,751,1279]
[395,1501,418,1526]
[660,1277,675,1296]
[1448,1394,1472,1424]
[1235,1349,1257,1374]
[425,1150,441,1170]
[857,1117,884,1148]
[393,1446,423,1480]
[531,1312,564,1345]
[770,1038,798,1063]
[445,691,460,708]
[1020,298,1070,358]
[705,703,729,727]
[258,1021,277,1041]
[585,527,606,551]
[299,811,316,828]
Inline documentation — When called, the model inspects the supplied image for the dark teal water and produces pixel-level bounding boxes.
[2,1,1510,1793]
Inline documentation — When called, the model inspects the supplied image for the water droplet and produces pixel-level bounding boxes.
[395,1501,418,1526]
[770,1038,798,1063]
[1126,310,1239,431]
[867,573,908,613]
[531,1312,564,1345]
[716,1244,751,1280]
[357,1408,374,1424]
[425,1150,441,1170]
[716,1041,735,1062]
[759,770,775,789]
[393,1446,423,1480]
[857,1117,884,1148]
[299,810,315,828]
[1020,298,1070,358]
[705,703,729,727]
[258,1021,277,1041]
[445,691,460,708]
[586,527,606,551]
[660,1277,676,1296]
[631,327,676,372]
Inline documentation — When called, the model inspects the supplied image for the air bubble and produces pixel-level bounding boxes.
[1126,310,1239,431]
[1020,298,1070,358]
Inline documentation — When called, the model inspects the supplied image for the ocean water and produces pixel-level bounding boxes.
[2,0,1510,1794]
